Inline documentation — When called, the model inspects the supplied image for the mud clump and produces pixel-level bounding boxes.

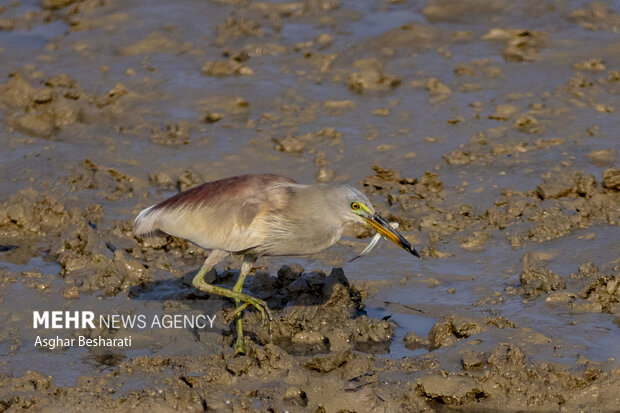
[536,170,598,199]
[215,15,266,45]
[428,315,485,349]
[57,243,151,296]
[0,371,53,410]
[488,103,518,120]
[272,127,343,155]
[519,267,566,297]
[0,73,84,139]
[481,28,545,62]
[64,159,136,201]
[443,136,564,167]
[0,187,150,296]
[603,167,620,190]
[569,2,620,31]
[413,342,620,411]
[417,374,487,405]
[425,77,452,103]
[273,135,305,153]
[361,166,441,203]
[403,331,430,350]
[243,266,395,353]
[347,69,400,93]
[0,189,69,237]
[426,315,515,350]
[0,71,141,140]
[566,262,619,314]
[49,212,151,296]
[117,32,194,57]
[423,0,505,24]
[201,60,254,77]
[361,165,418,192]
[150,122,191,146]
[363,164,619,250]
[460,350,484,370]
[304,349,352,373]
[527,261,620,315]
[3,338,617,412]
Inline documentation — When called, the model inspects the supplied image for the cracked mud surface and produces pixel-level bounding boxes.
[0,0,619,411]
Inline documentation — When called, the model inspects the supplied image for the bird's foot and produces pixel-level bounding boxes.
[233,336,247,355]
[191,277,272,324]
[226,296,272,326]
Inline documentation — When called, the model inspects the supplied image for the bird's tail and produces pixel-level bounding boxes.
[134,205,164,238]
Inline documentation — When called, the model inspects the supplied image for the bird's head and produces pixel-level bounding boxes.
[336,185,420,258]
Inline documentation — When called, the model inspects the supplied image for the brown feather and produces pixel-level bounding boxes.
[154,174,296,212]
[134,174,297,252]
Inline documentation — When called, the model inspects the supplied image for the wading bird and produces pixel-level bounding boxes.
[134,174,419,354]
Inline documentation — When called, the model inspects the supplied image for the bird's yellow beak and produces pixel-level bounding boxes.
[363,212,420,258]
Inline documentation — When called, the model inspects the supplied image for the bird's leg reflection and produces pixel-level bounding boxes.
[191,251,271,355]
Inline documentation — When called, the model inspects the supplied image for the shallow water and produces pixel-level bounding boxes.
[0,0,618,410]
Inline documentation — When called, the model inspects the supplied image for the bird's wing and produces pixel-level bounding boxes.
[134,174,297,252]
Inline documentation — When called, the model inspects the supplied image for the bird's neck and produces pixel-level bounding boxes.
[260,185,346,256]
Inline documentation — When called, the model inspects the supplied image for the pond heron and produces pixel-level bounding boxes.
[135,174,419,354]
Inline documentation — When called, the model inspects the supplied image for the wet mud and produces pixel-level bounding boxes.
[1,0,619,411]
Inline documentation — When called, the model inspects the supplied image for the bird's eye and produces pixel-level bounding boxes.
[351,202,360,210]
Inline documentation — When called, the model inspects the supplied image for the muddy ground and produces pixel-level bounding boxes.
[0,0,619,411]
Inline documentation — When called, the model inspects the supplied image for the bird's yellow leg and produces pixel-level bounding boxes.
[227,302,250,320]
[192,275,271,322]
[232,268,249,355]
[191,253,269,355]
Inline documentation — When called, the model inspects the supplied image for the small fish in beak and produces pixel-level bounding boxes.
[351,216,420,262]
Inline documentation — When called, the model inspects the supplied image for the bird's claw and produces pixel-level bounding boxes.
[226,297,272,326]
